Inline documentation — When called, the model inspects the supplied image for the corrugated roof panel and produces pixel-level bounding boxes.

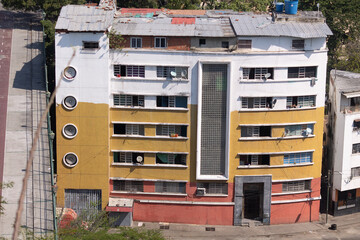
[171,18,195,25]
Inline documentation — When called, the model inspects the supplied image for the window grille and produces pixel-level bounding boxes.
[242,97,272,109]
[238,40,252,49]
[156,153,186,165]
[352,143,360,154]
[156,66,188,79]
[155,182,186,193]
[292,39,305,49]
[113,180,143,192]
[197,183,228,194]
[113,94,144,107]
[351,167,360,178]
[156,125,186,137]
[288,66,317,78]
[113,65,145,78]
[284,152,312,164]
[285,124,313,136]
[83,41,99,49]
[282,180,310,192]
[286,96,315,108]
[239,155,270,165]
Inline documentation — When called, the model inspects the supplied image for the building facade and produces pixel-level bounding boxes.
[55,3,332,225]
[328,70,360,216]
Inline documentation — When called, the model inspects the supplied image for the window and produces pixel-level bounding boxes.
[338,189,356,210]
[242,68,274,80]
[242,97,274,109]
[156,66,188,79]
[199,38,206,46]
[352,143,360,154]
[238,40,252,49]
[113,180,143,192]
[156,125,187,137]
[284,152,312,164]
[292,39,305,49]
[156,153,186,165]
[240,155,270,166]
[352,167,360,178]
[286,96,316,108]
[288,67,317,78]
[353,120,360,130]
[285,124,314,136]
[130,37,142,48]
[155,182,186,193]
[241,126,271,137]
[113,94,144,107]
[282,180,311,192]
[83,41,99,49]
[113,152,144,164]
[350,97,360,107]
[155,37,166,48]
[113,65,145,78]
[113,124,144,136]
[197,183,228,195]
[222,41,229,48]
[156,96,187,108]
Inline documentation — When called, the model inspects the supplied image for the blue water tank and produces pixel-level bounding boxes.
[275,3,284,13]
[285,0,298,14]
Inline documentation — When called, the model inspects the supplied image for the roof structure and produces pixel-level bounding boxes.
[330,70,360,95]
[55,5,114,32]
[55,5,332,38]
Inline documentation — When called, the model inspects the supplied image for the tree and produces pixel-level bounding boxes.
[0,181,14,215]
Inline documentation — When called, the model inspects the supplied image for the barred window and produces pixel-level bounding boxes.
[156,153,186,165]
[130,37,142,48]
[241,126,271,137]
[156,96,187,108]
[239,155,270,165]
[197,183,228,195]
[288,66,317,78]
[114,65,145,78]
[242,97,273,109]
[286,96,315,108]
[238,40,252,49]
[113,152,144,164]
[292,39,305,50]
[156,66,188,79]
[113,180,143,192]
[155,182,186,193]
[284,152,312,164]
[113,124,144,136]
[285,124,314,136]
[282,180,311,192]
[83,41,99,49]
[113,94,144,107]
[352,143,360,154]
[156,125,187,137]
[242,68,274,80]
[351,167,360,178]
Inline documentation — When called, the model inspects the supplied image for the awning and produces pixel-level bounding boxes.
[343,92,360,98]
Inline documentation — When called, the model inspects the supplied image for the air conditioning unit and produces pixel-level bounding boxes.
[196,188,206,196]
[310,77,317,86]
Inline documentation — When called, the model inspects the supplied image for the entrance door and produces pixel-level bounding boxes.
[243,183,263,220]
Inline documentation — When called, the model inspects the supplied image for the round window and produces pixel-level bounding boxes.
[63,66,77,80]
[63,153,78,167]
[62,96,78,110]
[62,124,78,139]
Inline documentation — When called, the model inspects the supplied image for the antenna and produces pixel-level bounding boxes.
[317,3,320,17]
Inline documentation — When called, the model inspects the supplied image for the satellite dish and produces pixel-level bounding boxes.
[264,73,271,79]
[306,128,313,135]
[136,156,143,163]
[170,71,177,77]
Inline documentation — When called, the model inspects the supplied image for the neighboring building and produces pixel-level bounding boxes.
[328,70,360,216]
[55,1,332,225]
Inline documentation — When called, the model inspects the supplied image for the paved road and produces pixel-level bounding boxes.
[0,4,54,238]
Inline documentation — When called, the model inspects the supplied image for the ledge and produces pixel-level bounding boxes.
[111,107,189,112]
[271,190,312,196]
[238,107,317,112]
[237,163,314,169]
[239,135,315,141]
[271,196,321,204]
[112,163,188,168]
[136,199,235,206]
[112,77,189,82]
[112,135,188,140]
[238,78,317,83]
[111,191,187,196]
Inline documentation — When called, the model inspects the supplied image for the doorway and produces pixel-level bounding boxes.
[243,183,263,220]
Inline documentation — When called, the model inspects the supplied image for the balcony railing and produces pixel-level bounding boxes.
[341,105,360,114]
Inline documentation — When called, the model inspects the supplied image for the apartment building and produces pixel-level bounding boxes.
[55,2,332,225]
[328,70,360,216]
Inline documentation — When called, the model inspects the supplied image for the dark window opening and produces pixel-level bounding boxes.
[113,180,143,192]
[241,126,271,137]
[222,41,229,48]
[292,39,305,49]
[243,68,274,80]
[260,126,271,136]
[288,66,317,78]
[199,38,206,46]
[353,120,360,130]
[338,189,356,209]
[83,41,99,49]
[240,155,270,165]
[114,124,125,134]
[156,96,188,108]
[350,97,360,107]
[238,40,252,49]
[156,153,186,165]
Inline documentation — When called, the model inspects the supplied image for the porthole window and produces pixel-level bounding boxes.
[63,66,77,80]
[62,124,78,139]
[63,153,78,167]
[62,96,78,110]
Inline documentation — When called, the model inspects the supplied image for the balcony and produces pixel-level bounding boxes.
[341,106,360,114]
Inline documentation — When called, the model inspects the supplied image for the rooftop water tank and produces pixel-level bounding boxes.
[285,0,299,14]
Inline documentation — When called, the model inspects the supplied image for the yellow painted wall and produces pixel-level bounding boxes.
[109,105,198,182]
[56,102,109,209]
[230,108,324,182]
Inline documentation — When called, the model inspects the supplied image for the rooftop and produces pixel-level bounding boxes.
[331,70,360,94]
[55,5,332,38]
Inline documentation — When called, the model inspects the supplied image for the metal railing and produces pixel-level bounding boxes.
[41,10,58,240]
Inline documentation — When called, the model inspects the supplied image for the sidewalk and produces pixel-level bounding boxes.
[134,212,360,239]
